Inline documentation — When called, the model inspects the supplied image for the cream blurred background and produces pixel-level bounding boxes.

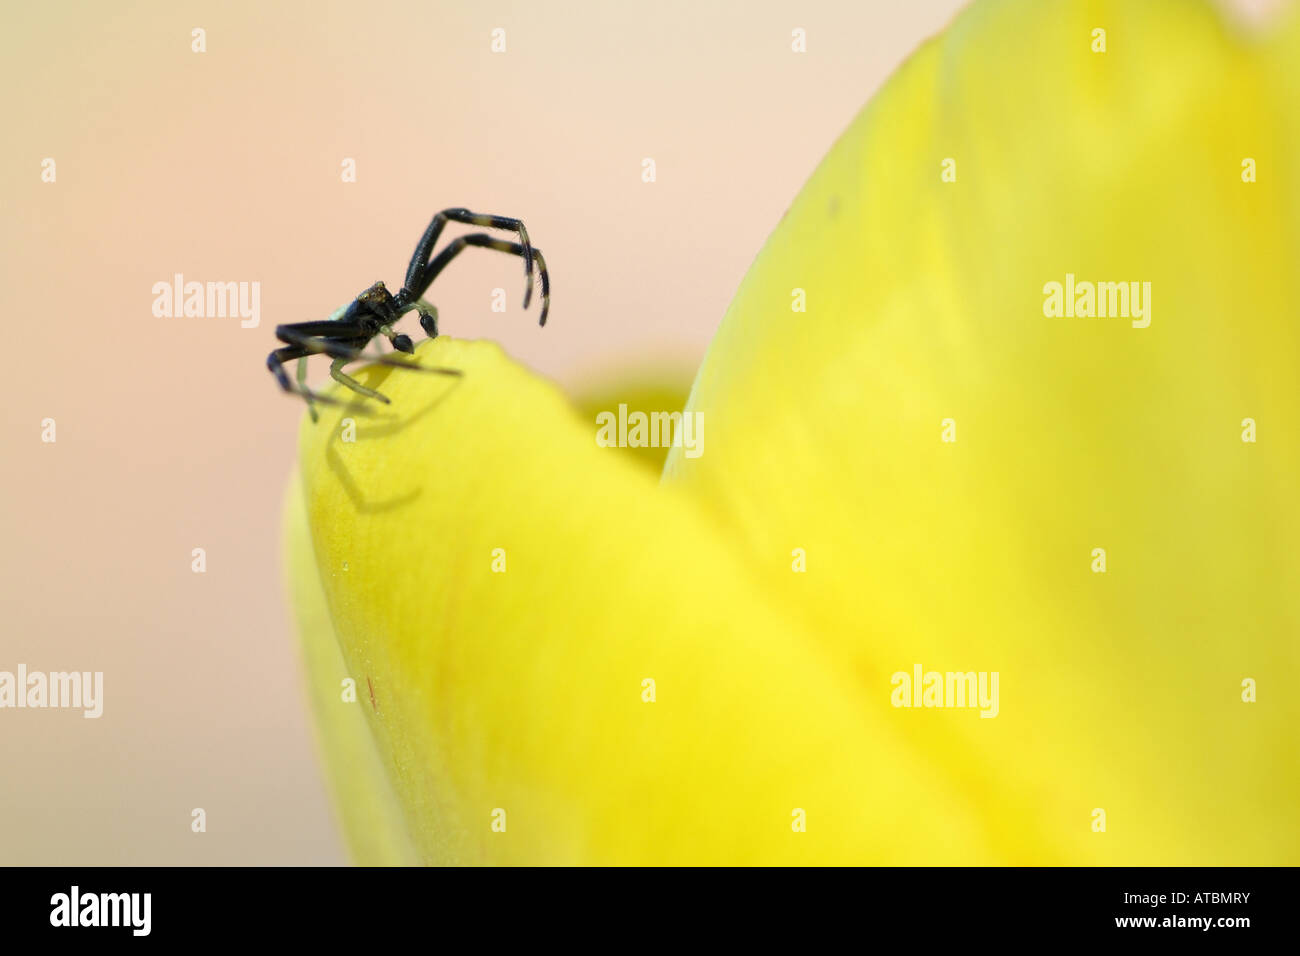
[0,0,1269,865]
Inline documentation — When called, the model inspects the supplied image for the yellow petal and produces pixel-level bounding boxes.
[566,368,695,474]
[665,0,1300,862]
[285,468,419,865]
[289,337,1004,864]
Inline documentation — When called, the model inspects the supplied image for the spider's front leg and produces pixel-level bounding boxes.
[378,325,416,354]
[389,289,440,342]
[415,299,439,340]
[270,320,382,410]
[276,322,400,404]
[405,208,536,307]
[410,235,550,326]
[277,318,461,407]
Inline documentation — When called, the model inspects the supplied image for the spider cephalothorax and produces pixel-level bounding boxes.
[267,207,550,419]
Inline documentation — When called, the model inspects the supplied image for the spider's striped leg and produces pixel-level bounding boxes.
[408,234,550,327]
[274,322,454,372]
[277,324,461,401]
[276,326,398,403]
[266,343,369,414]
[405,208,536,307]
[267,344,309,394]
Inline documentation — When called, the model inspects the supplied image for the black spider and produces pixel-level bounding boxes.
[267,207,549,420]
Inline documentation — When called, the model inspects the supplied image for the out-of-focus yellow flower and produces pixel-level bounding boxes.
[286,0,1300,864]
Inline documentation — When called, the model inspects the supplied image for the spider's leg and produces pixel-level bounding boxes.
[409,235,550,327]
[295,355,319,423]
[530,249,549,326]
[406,208,536,306]
[268,344,309,394]
[390,297,439,338]
[376,324,415,354]
[275,319,368,343]
[275,322,455,373]
[330,356,391,403]
[274,322,400,403]
[276,324,465,405]
[266,343,371,414]
[416,301,439,340]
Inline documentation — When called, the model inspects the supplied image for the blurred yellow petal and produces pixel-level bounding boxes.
[285,469,419,866]
[289,0,1299,865]
[288,338,1004,864]
[665,0,1300,863]
[566,367,696,474]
